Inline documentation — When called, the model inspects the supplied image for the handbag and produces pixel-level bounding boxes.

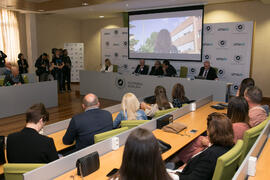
[76,151,100,178]
[162,122,187,134]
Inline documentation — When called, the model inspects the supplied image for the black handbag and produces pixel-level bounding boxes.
[76,151,100,177]
[156,114,173,129]
[0,136,6,165]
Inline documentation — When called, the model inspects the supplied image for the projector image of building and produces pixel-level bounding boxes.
[171,16,202,54]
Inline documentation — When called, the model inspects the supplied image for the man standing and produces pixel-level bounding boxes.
[198,61,218,80]
[63,93,113,151]
[134,59,149,75]
[7,103,59,163]
[62,49,72,92]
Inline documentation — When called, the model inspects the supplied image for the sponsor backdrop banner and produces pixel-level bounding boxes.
[101,22,253,95]
[64,43,84,82]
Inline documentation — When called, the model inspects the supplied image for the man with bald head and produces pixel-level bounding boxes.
[3,66,24,86]
[198,61,218,80]
[63,93,113,151]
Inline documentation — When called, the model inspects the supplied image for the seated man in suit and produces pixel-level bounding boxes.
[134,59,149,75]
[7,103,59,163]
[4,66,24,86]
[198,61,218,80]
[149,60,163,76]
[162,60,177,77]
[63,93,113,151]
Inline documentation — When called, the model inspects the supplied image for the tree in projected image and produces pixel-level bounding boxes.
[129,24,139,52]
[139,32,158,53]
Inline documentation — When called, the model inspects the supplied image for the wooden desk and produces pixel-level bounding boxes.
[0,164,3,174]
[49,112,120,152]
[55,102,225,180]
[248,138,270,180]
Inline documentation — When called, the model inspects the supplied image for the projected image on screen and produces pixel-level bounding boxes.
[129,7,203,61]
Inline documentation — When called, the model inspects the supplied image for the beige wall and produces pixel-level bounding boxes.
[36,14,81,58]
[80,17,123,70]
[204,0,270,97]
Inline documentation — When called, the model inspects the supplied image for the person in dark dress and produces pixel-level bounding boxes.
[17,53,29,74]
[35,53,50,82]
[149,60,163,76]
[62,49,72,92]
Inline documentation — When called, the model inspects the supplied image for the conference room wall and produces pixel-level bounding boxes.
[204,0,270,97]
[36,14,81,58]
[80,16,123,70]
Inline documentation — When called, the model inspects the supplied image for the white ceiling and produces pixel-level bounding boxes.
[25,0,50,2]
[43,0,250,20]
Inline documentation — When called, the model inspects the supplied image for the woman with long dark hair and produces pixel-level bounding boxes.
[171,83,189,108]
[237,78,255,97]
[111,128,176,180]
[141,86,173,117]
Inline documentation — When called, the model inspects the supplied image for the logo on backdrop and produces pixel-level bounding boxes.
[216,57,227,61]
[233,84,239,91]
[233,42,245,47]
[123,41,128,48]
[217,68,225,77]
[104,32,111,36]
[203,42,214,46]
[233,55,243,63]
[115,77,126,89]
[203,54,211,60]
[231,72,244,77]
[217,27,230,32]
[189,67,197,75]
[218,40,227,48]
[235,24,245,32]
[114,30,119,35]
[114,52,119,58]
[105,41,110,48]
[204,25,213,33]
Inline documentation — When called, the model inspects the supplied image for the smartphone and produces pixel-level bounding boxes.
[106,168,119,177]
[190,129,198,133]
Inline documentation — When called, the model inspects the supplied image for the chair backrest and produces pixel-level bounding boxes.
[23,75,29,84]
[94,127,128,144]
[120,120,149,129]
[154,108,178,118]
[113,65,118,72]
[239,117,270,165]
[0,78,4,86]
[213,67,218,74]
[212,140,244,180]
[180,66,188,78]
[4,163,45,180]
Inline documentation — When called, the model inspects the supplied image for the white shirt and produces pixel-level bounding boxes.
[100,64,113,72]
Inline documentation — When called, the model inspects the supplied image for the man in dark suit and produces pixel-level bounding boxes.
[63,93,113,151]
[134,59,149,75]
[7,103,59,163]
[162,60,177,77]
[149,60,163,76]
[198,61,218,80]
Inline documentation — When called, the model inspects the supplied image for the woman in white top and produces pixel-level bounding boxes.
[100,58,113,72]
[141,86,173,117]
[110,128,178,180]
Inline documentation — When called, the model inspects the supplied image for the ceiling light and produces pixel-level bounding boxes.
[82,2,88,6]
[126,4,129,7]
[99,16,104,18]
[38,9,45,12]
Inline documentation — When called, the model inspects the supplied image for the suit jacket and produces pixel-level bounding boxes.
[164,65,177,77]
[134,65,149,75]
[0,51,7,68]
[7,127,59,163]
[17,59,29,74]
[149,66,163,76]
[198,67,218,80]
[63,108,113,151]
[179,144,231,180]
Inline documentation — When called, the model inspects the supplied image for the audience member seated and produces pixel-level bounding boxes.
[244,86,267,127]
[7,103,58,163]
[63,93,113,151]
[198,61,218,80]
[35,53,50,82]
[162,60,177,77]
[4,66,24,86]
[100,58,113,72]
[2,62,11,76]
[237,78,255,97]
[110,128,178,180]
[227,96,250,143]
[113,93,147,129]
[175,113,234,180]
[171,83,190,108]
[134,59,149,75]
[141,86,173,118]
[149,60,163,76]
[17,53,29,74]
[0,50,7,75]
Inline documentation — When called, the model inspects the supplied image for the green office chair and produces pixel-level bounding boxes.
[0,78,4,86]
[113,65,118,73]
[4,163,45,180]
[212,140,244,180]
[213,67,218,74]
[154,108,178,118]
[23,75,29,84]
[94,127,128,144]
[120,120,149,129]
[238,116,270,165]
[180,66,188,78]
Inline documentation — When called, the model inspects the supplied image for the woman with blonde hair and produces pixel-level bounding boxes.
[113,93,147,128]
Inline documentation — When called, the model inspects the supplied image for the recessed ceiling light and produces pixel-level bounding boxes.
[38,9,45,12]
[82,2,88,6]
[126,4,129,7]
[99,16,104,18]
